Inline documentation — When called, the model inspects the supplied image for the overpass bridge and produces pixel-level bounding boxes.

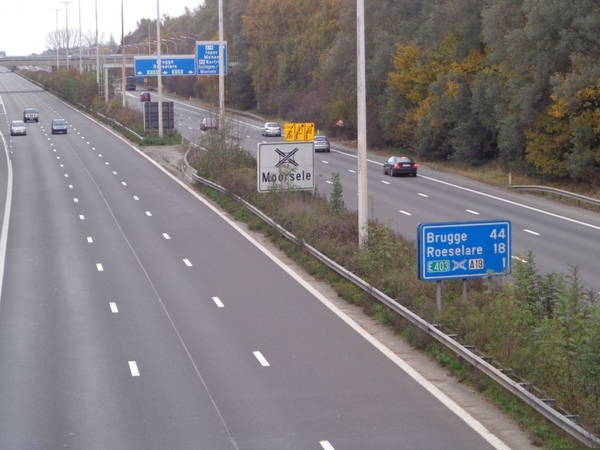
[0,55,135,70]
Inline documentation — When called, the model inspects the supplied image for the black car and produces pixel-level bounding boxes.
[383,156,418,177]
[51,118,68,134]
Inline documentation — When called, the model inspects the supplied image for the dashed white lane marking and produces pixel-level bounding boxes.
[322,160,329,164]
[87,237,93,243]
[60,164,64,168]
[512,255,528,263]
[105,162,110,165]
[162,233,170,240]
[133,196,139,200]
[64,174,69,177]
[183,259,192,267]
[122,182,127,186]
[466,210,480,215]
[348,169,356,174]
[325,180,333,185]
[320,441,335,450]
[73,198,78,202]
[253,351,270,367]
[112,171,117,175]
[418,193,429,197]
[96,263,104,271]
[68,185,73,189]
[399,210,411,216]
[79,215,85,220]
[145,211,152,216]
[524,229,540,236]
[212,296,224,308]
[381,180,390,185]
[128,361,140,377]
[109,302,119,313]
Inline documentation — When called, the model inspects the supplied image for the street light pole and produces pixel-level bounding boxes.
[121,0,126,107]
[156,0,163,138]
[180,35,196,53]
[78,0,82,72]
[53,8,61,71]
[357,0,368,248]
[61,1,73,69]
[95,0,99,84]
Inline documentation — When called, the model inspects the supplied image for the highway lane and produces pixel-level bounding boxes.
[0,74,512,448]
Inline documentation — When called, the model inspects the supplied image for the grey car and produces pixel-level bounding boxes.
[51,118,68,134]
[10,120,27,136]
[314,135,330,152]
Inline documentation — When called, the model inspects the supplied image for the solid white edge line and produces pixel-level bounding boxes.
[0,123,13,308]
[128,361,140,377]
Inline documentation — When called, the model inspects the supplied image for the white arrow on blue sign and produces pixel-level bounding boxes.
[134,55,196,77]
[417,220,511,281]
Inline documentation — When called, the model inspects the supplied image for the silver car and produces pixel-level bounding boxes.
[10,120,27,136]
[314,135,330,152]
[261,122,282,137]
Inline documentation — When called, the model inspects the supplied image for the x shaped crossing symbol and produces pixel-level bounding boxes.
[452,260,467,270]
[275,148,299,167]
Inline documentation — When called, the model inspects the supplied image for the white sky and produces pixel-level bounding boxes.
[0,0,202,56]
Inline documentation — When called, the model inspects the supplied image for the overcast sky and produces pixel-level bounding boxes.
[1,0,202,56]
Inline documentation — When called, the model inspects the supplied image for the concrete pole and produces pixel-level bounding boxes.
[157,0,163,138]
[357,0,368,248]
[218,0,224,121]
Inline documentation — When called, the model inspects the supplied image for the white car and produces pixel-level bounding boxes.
[10,120,27,136]
[261,122,282,137]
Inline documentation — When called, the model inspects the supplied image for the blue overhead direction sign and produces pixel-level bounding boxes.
[196,41,228,75]
[134,55,196,77]
[417,220,511,281]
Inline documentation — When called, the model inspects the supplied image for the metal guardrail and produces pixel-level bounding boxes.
[186,163,600,447]
[509,185,600,208]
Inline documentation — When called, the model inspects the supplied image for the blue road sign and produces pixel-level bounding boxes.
[417,220,511,281]
[134,55,196,77]
[196,41,228,75]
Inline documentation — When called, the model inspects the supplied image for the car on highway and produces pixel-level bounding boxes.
[23,107,39,122]
[314,135,330,152]
[200,117,218,131]
[10,120,26,136]
[140,92,151,102]
[261,122,282,137]
[50,118,68,134]
[383,156,418,177]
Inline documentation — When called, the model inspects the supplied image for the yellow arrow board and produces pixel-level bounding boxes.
[284,122,315,141]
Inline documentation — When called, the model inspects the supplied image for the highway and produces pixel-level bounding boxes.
[0,74,515,448]
[141,89,600,294]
